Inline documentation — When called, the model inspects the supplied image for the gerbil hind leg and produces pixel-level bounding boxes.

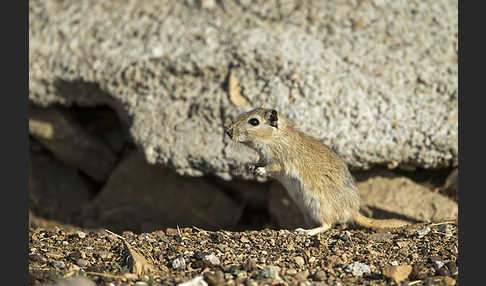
[294,224,331,236]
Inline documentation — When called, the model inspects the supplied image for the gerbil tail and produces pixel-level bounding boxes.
[353,213,409,229]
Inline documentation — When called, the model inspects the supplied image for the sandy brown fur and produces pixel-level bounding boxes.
[225,108,409,234]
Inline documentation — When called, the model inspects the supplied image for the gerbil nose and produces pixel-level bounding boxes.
[226,127,233,139]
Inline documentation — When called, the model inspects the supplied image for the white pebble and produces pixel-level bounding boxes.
[346,262,371,277]
[172,257,186,270]
[75,231,87,239]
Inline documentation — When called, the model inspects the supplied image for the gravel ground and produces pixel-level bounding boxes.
[29,213,458,286]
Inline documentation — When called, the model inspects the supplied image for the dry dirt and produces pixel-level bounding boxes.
[29,211,458,286]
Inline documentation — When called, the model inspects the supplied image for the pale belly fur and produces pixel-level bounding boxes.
[277,170,322,226]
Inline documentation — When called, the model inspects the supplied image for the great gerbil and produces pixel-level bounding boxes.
[225,107,409,235]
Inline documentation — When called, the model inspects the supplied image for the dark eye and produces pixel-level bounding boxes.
[248,118,259,126]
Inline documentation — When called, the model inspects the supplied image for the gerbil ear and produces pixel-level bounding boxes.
[264,109,278,128]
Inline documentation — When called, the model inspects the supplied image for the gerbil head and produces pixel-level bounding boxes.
[225,108,281,148]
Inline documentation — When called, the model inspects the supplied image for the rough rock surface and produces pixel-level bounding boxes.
[29,0,458,179]
[84,152,244,233]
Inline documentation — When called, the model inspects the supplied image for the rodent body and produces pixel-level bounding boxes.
[225,107,409,235]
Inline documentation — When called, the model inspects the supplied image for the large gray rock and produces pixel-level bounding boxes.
[29,0,458,180]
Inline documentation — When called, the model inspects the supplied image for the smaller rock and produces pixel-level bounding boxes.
[203,253,221,266]
[382,264,412,283]
[341,231,352,241]
[294,271,309,281]
[415,227,431,238]
[201,0,216,9]
[286,268,297,275]
[139,233,152,239]
[445,261,458,276]
[429,255,442,263]
[76,259,88,267]
[370,232,392,242]
[443,276,456,286]
[75,231,86,239]
[313,270,327,281]
[203,270,224,286]
[179,276,208,286]
[434,261,445,270]
[294,256,305,267]
[134,282,149,286]
[438,224,453,237]
[244,258,258,272]
[54,276,95,286]
[52,260,66,269]
[346,262,371,277]
[437,267,450,277]
[172,257,186,270]
[260,265,280,279]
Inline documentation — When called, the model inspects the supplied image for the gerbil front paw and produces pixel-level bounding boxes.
[248,164,266,176]
[254,167,267,176]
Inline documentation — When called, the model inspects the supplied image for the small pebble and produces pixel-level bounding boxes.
[139,233,152,239]
[134,282,149,286]
[75,231,86,239]
[415,227,431,238]
[295,271,309,281]
[434,261,445,270]
[260,265,280,279]
[52,260,66,269]
[342,231,352,241]
[294,256,305,267]
[313,270,327,281]
[346,262,371,277]
[244,258,258,272]
[204,270,224,286]
[445,261,458,276]
[179,276,208,286]
[438,224,453,236]
[76,259,88,267]
[172,257,186,270]
[203,253,221,266]
[54,277,95,286]
[286,268,297,275]
[443,276,456,286]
